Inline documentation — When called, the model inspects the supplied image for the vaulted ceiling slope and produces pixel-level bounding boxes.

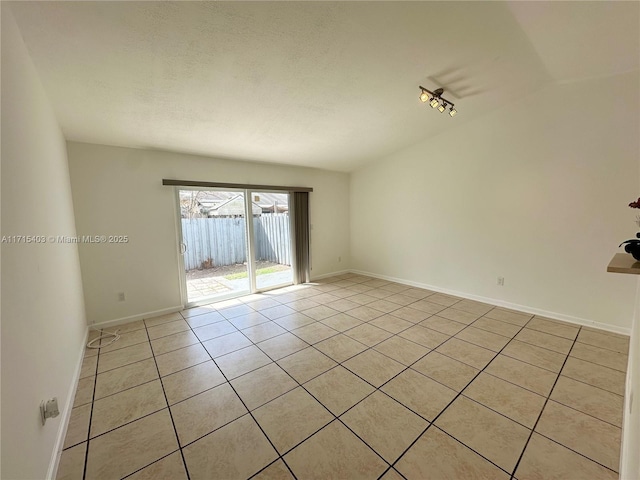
[8,1,640,172]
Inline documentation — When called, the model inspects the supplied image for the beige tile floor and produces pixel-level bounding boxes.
[59,274,629,480]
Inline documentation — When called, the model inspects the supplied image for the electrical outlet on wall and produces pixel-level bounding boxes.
[497,277,505,286]
[338,256,341,263]
[40,398,59,425]
[117,292,126,302]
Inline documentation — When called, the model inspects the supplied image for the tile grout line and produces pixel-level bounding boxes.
[246,458,291,479]
[484,348,567,375]
[120,450,181,479]
[224,324,395,473]
[384,308,539,478]
[508,336,623,476]
[69,277,628,479]
[79,408,172,446]
[81,329,102,480]
[90,369,160,403]
[180,310,300,480]
[72,278,358,478]
[266,297,449,357]
[190,289,605,440]
[259,354,394,473]
[556,372,626,397]
[508,327,582,480]
[531,431,620,474]
[189,296,413,473]
[256,298,532,478]
[186,284,470,356]
[180,289,541,476]
[388,318,592,428]
[143,322,192,480]
[567,351,629,373]
[170,306,325,467]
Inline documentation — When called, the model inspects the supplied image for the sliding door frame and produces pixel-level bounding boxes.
[174,185,301,308]
[173,190,189,307]
[247,189,296,293]
[176,186,252,308]
[244,192,258,294]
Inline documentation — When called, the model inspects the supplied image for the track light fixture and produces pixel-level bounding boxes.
[419,86,457,117]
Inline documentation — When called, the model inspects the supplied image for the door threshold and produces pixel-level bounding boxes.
[255,282,294,294]
[185,290,251,309]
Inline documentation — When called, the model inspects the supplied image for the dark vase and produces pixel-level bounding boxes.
[625,243,640,261]
[620,234,640,260]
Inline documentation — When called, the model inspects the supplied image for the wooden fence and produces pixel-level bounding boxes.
[181,214,291,271]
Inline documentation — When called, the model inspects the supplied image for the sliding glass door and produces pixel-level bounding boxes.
[250,191,293,290]
[177,188,294,306]
[179,188,252,304]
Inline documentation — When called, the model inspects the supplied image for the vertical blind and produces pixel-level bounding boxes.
[292,191,310,284]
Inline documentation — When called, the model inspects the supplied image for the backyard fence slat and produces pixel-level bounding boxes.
[182,215,290,271]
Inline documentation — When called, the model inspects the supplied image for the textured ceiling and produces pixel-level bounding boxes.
[8,1,640,172]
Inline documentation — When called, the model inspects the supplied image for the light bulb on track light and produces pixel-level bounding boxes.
[419,86,458,117]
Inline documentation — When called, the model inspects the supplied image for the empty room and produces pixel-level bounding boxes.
[2,1,639,479]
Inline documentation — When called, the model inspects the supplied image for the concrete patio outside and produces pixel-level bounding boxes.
[186,264,293,303]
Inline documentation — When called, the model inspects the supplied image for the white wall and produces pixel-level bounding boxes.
[351,71,639,331]
[67,142,350,325]
[1,7,87,479]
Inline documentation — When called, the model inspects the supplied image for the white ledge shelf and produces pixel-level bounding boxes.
[607,253,640,274]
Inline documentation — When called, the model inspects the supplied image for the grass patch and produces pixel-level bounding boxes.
[224,266,283,280]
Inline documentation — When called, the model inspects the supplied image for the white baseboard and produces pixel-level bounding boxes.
[89,305,183,330]
[350,269,631,336]
[47,327,89,480]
